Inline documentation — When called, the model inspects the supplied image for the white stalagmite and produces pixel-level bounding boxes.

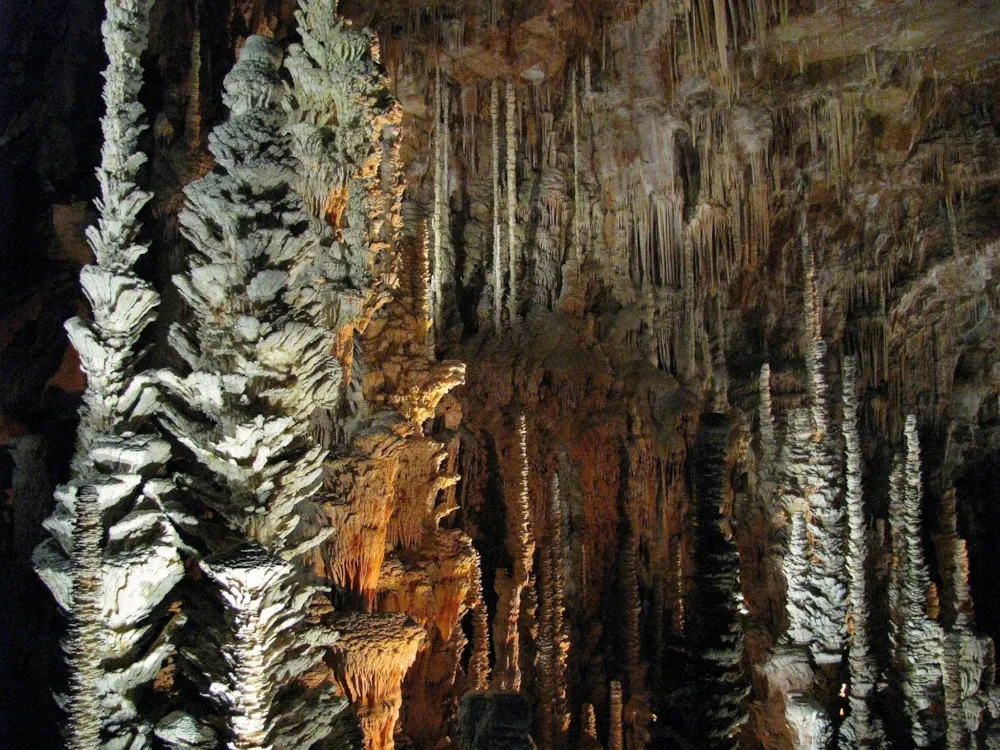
[191,545,342,750]
[799,229,847,665]
[838,357,885,748]
[492,79,503,330]
[284,0,400,291]
[32,1,187,747]
[756,363,780,525]
[506,81,518,324]
[150,35,349,747]
[433,67,445,336]
[492,414,535,691]
[768,407,832,750]
[895,416,945,747]
[934,481,1000,747]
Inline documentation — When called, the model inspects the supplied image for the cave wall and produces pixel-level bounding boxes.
[3,0,1000,748]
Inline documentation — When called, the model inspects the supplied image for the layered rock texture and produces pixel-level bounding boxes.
[5,0,1000,748]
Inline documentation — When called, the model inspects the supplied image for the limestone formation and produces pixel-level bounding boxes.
[32,2,186,746]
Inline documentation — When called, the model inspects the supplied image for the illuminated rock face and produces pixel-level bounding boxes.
[330,613,426,750]
[10,1,1000,749]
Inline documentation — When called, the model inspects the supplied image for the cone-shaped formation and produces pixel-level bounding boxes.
[838,357,884,748]
[151,35,345,746]
[36,436,185,749]
[892,416,945,747]
[283,0,400,290]
[185,544,346,750]
[330,612,425,750]
[157,35,339,555]
[32,1,186,746]
[69,0,158,458]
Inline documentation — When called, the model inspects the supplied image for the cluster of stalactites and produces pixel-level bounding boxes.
[330,612,425,750]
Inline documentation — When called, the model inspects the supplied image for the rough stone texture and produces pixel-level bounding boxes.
[6,0,1000,749]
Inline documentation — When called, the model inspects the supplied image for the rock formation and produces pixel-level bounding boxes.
[6,1,1000,749]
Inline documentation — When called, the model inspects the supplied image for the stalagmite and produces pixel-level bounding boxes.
[685,414,750,749]
[491,79,503,330]
[609,680,624,750]
[432,68,445,337]
[767,408,832,750]
[467,566,491,693]
[572,70,582,261]
[506,81,518,324]
[582,703,599,743]
[184,0,202,149]
[756,363,779,523]
[549,474,570,743]
[894,416,945,747]
[493,414,535,692]
[147,35,346,745]
[798,229,847,665]
[838,357,885,748]
[934,477,1000,747]
[31,1,188,746]
[283,0,402,399]
[191,545,346,749]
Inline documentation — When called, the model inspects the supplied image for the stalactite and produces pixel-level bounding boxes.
[331,613,426,750]
[492,79,503,331]
[838,356,885,748]
[506,81,518,325]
